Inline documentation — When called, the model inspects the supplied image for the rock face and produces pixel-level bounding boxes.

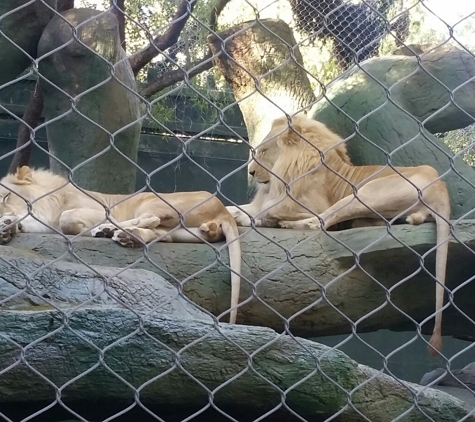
[37,8,142,193]
[421,362,475,390]
[0,306,471,421]
[420,363,475,409]
[7,220,475,343]
[312,46,475,219]
[2,227,475,419]
[0,0,56,85]
[0,246,208,320]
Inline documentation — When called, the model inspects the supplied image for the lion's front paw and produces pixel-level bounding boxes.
[112,229,142,248]
[226,206,255,227]
[91,223,118,238]
[226,206,241,219]
[0,215,20,244]
[279,217,321,230]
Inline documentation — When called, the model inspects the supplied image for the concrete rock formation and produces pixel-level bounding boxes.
[0,0,56,85]
[37,8,142,193]
[313,46,475,219]
[0,246,472,421]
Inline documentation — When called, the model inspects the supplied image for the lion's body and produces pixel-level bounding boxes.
[228,115,451,356]
[0,166,241,324]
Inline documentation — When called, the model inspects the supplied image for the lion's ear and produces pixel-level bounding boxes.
[279,124,303,147]
[14,166,33,185]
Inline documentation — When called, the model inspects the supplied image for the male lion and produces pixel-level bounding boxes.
[228,115,451,356]
[0,166,242,324]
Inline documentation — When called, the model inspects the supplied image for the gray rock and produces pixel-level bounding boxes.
[433,386,475,411]
[0,307,471,421]
[0,246,209,321]
[421,362,475,390]
[0,0,56,85]
[313,46,475,219]
[7,220,475,342]
[37,8,141,194]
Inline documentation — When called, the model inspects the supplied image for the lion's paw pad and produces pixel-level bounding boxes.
[112,230,142,248]
[0,230,12,244]
[0,218,18,244]
[91,225,117,238]
[279,219,321,230]
[302,222,320,230]
[200,222,219,237]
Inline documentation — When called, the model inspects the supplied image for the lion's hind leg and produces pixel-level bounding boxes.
[96,213,171,247]
[314,172,438,229]
[115,219,225,247]
[91,213,161,238]
[60,208,107,236]
[112,226,172,247]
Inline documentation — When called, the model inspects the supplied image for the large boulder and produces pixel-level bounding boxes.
[0,246,208,320]
[313,46,475,219]
[421,362,475,390]
[0,0,56,85]
[0,247,471,421]
[7,220,475,342]
[37,8,142,193]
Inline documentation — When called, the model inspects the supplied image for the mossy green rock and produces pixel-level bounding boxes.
[7,220,475,343]
[313,47,475,219]
[0,308,471,421]
[38,8,141,193]
[0,0,56,85]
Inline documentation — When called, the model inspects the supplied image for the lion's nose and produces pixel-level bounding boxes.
[249,170,255,176]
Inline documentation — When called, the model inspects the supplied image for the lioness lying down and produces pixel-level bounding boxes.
[0,166,242,324]
[228,115,451,356]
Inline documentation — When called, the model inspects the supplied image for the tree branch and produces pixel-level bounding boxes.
[56,0,74,11]
[140,51,214,98]
[8,0,74,173]
[209,0,232,32]
[128,0,198,75]
[110,0,126,51]
[139,0,233,98]
[8,81,44,174]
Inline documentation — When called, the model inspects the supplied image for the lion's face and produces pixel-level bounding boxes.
[0,167,35,216]
[0,185,12,216]
[249,121,289,183]
[0,183,25,216]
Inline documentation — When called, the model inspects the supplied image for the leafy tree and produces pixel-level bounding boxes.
[11,0,475,170]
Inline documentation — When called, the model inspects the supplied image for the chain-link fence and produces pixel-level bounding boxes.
[1,0,475,421]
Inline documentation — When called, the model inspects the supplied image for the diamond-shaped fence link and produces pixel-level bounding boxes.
[0,0,475,421]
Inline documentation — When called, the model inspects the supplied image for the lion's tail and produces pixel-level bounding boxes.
[428,187,451,357]
[221,217,242,324]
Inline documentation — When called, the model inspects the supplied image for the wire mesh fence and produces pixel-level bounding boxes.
[0,0,475,421]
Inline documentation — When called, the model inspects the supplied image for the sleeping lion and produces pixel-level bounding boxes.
[228,114,451,356]
[0,166,242,324]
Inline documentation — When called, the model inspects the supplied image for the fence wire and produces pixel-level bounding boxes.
[0,0,475,421]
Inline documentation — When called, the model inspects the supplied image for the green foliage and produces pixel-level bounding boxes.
[148,90,175,127]
[438,125,475,166]
[77,0,475,154]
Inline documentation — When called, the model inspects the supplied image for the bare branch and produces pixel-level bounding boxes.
[56,0,74,11]
[140,51,214,98]
[209,0,232,31]
[139,0,233,98]
[110,0,126,51]
[8,82,44,174]
[129,0,198,75]
[8,0,75,173]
